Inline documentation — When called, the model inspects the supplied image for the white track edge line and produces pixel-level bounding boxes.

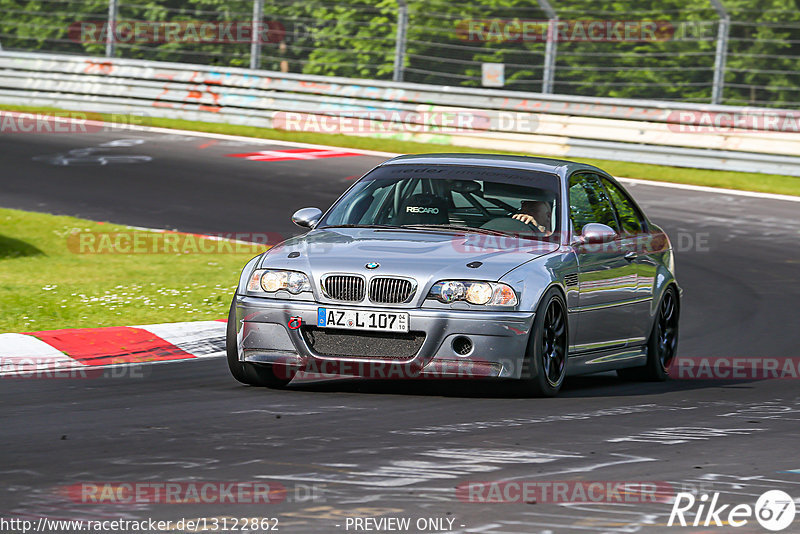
[615,176,800,203]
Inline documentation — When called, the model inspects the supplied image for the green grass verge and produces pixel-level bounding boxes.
[3,104,799,197]
[0,207,263,333]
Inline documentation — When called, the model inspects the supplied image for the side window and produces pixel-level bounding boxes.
[568,178,593,233]
[601,178,644,235]
[568,173,619,234]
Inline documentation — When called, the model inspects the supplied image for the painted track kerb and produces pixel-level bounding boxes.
[0,321,225,377]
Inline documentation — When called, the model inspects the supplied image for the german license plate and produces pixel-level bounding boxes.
[317,307,409,333]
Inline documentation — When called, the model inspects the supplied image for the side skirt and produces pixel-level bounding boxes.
[565,346,647,376]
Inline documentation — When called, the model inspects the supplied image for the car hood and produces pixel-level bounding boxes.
[260,227,557,291]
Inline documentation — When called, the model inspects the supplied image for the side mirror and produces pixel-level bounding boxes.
[291,207,322,229]
[580,223,617,244]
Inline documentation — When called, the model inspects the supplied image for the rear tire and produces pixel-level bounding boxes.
[226,297,296,388]
[519,287,568,397]
[617,285,679,382]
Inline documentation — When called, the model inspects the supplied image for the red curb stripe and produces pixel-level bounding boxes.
[225,148,363,162]
[29,327,195,366]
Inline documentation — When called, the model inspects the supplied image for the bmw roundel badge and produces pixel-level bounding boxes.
[365,262,380,269]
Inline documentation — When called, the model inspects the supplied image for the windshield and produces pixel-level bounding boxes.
[318,164,561,240]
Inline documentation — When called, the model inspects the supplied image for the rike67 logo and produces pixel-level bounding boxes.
[669,490,796,531]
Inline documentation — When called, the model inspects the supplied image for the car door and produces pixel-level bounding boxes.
[568,172,638,353]
[600,176,656,346]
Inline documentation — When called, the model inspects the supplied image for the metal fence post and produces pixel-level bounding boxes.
[393,0,408,82]
[710,0,730,105]
[106,0,118,57]
[250,0,264,70]
[537,0,558,94]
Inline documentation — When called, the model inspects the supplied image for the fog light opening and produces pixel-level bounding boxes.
[452,336,473,357]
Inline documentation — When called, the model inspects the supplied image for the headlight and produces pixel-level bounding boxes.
[247,269,312,295]
[428,280,518,306]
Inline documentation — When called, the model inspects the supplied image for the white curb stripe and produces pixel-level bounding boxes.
[0,333,81,375]
[137,321,226,358]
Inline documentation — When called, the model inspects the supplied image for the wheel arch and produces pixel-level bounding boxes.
[650,265,681,319]
[519,283,570,394]
[527,283,570,353]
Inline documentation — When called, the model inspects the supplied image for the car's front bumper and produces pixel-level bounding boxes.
[234,296,535,379]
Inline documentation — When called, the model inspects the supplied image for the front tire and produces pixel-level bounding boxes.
[242,362,295,388]
[617,285,679,381]
[226,297,296,388]
[520,287,568,397]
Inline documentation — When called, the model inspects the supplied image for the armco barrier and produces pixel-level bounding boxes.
[1,51,799,176]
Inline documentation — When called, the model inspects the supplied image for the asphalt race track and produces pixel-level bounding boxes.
[2,128,800,533]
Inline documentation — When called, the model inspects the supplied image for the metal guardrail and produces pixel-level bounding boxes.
[1,51,799,177]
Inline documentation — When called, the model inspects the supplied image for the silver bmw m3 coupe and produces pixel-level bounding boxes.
[227,154,680,396]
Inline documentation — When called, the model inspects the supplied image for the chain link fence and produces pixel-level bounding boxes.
[1,0,798,108]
